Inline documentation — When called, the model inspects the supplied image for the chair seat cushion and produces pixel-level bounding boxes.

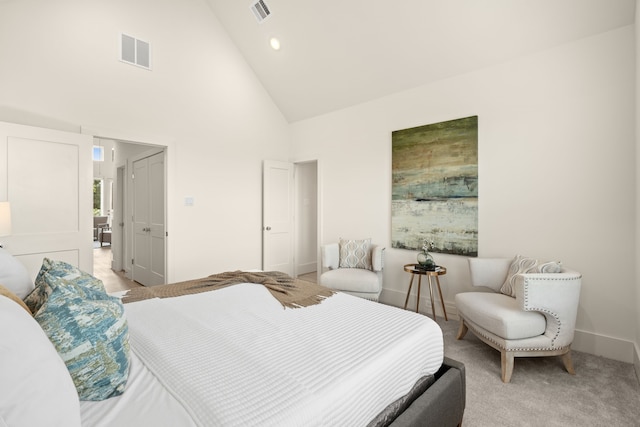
[455,292,546,340]
[320,268,380,293]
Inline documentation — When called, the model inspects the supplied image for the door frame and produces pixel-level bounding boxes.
[82,126,170,284]
[112,165,125,272]
[293,160,319,279]
[263,159,321,279]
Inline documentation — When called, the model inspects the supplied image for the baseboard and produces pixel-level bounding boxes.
[381,288,636,364]
[634,343,640,383]
[381,288,460,320]
[571,329,635,364]
[296,262,317,275]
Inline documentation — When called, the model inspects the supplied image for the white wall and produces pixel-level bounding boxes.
[0,0,291,282]
[292,26,636,362]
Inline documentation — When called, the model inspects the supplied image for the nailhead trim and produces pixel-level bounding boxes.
[521,275,580,346]
[460,272,581,352]
[463,319,564,352]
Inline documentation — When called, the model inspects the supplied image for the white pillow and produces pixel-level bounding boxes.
[0,248,34,299]
[500,255,562,297]
[339,238,372,269]
[0,295,81,427]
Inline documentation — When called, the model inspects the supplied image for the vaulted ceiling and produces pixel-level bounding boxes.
[205,0,635,123]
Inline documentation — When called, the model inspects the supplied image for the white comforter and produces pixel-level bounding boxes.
[81,283,443,427]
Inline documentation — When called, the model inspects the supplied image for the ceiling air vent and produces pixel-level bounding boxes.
[120,33,151,70]
[250,0,271,23]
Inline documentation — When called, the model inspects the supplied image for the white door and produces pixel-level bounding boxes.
[0,121,93,279]
[262,160,293,275]
[132,152,165,286]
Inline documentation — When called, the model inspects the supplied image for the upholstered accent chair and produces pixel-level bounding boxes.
[320,240,385,301]
[93,216,108,241]
[100,225,112,247]
[455,257,582,383]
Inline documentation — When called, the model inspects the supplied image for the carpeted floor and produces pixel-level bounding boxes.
[438,318,640,426]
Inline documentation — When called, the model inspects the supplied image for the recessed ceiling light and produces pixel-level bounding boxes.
[269,37,281,51]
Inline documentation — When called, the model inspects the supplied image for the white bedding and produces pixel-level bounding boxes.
[79,351,197,427]
[81,283,443,427]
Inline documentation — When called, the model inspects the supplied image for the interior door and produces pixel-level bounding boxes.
[0,121,93,279]
[132,152,165,286]
[148,152,165,285]
[262,160,293,275]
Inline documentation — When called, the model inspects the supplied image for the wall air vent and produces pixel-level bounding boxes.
[120,33,151,70]
[250,0,272,23]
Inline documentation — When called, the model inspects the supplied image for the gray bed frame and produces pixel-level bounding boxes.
[389,357,466,427]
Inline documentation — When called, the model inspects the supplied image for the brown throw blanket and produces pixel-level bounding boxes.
[121,270,335,309]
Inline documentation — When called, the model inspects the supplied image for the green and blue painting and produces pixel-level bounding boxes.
[392,116,478,256]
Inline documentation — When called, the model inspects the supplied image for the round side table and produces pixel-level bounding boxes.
[403,264,448,321]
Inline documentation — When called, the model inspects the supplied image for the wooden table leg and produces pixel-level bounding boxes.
[435,276,448,321]
[403,273,415,310]
[427,275,436,321]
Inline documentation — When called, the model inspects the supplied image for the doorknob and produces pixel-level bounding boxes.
[265,226,271,231]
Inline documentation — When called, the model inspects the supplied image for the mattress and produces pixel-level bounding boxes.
[80,282,443,426]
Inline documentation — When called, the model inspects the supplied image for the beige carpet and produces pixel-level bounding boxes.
[438,318,640,426]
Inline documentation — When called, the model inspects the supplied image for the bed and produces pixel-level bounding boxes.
[0,251,465,427]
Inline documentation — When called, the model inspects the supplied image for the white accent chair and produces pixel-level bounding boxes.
[455,257,582,383]
[320,243,385,301]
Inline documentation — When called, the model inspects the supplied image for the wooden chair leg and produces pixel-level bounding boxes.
[456,319,468,340]
[561,350,575,375]
[501,351,514,383]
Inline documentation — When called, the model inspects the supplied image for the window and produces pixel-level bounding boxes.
[93,146,104,162]
[93,179,102,216]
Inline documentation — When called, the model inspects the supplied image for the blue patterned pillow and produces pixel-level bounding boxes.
[24,258,106,314]
[34,276,130,401]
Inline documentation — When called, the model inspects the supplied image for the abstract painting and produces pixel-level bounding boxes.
[391,116,478,256]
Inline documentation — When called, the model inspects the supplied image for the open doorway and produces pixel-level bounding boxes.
[92,137,167,292]
[261,159,319,283]
[294,160,318,284]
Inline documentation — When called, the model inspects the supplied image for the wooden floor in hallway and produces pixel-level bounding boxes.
[95,246,318,293]
[93,245,141,294]
[297,271,318,284]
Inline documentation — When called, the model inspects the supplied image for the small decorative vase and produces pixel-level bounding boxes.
[417,250,436,270]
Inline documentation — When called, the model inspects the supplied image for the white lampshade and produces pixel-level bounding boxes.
[0,202,12,236]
